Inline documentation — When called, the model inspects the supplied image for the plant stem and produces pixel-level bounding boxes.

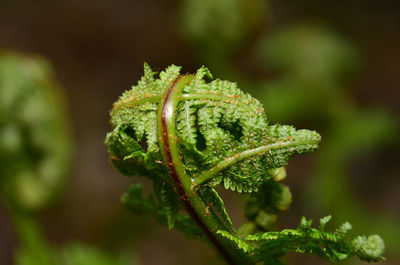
[157,75,240,265]
[5,203,55,265]
[115,91,256,113]
[193,138,320,186]
[180,93,254,112]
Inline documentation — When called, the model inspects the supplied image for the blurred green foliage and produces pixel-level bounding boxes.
[254,24,400,257]
[59,244,130,265]
[181,0,267,51]
[180,0,267,75]
[0,51,135,265]
[254,24,360,121]
[0,52,71,210]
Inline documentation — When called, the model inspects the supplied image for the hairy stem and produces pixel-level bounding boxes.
[180,93,255,112]
[116,91,256,112]
[157,75,241,265]
[193,138,320,186]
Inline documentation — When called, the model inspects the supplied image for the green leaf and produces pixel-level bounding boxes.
[336,222,352,235]
[174,214,204,239]
[121,184,156,214]
[352,235,385,262]
[264,124,321,169]
[216,230,254,254]
[246,217,385,263]
[299,216,313,230]
[244,181,292,232]
[122,183,200,238]
[199,186,235,232]
[158,182,180,230]
[319,215,332,229]
[137,62,156,91]
[0,52,72,210]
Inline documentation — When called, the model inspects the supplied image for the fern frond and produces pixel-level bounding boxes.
[106,64,320,193]
[121,183,203,238]
[245,181,292,232]
[199,186,235,232]
[246,217,385,263]
[105,63,384,265]
[0,52,71,210]
[217,230,255,254]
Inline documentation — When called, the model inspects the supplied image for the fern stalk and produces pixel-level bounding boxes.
[157,74,240,265]
[193,137,320,187]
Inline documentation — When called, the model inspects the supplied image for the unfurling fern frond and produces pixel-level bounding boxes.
[105,63,384,265]
[0,52,72,211]
[107,64,320,192]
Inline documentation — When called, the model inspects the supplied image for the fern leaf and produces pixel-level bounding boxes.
[105,64,384,265]
[216,230,255,255]
[246,217,385,263]
[154,181,180,230]
[199,186,235,232]
[121,184,157,214]
[106,64,321,193]
[0,52,71,210]
[122,183,202,237]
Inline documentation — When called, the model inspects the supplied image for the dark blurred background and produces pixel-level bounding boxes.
[0,0,399,265]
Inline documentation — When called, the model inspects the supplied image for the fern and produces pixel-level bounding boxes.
[105,63,384,265]
[0,51,71,210]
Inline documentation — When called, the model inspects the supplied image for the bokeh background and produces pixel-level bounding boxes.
[0,0,399,265]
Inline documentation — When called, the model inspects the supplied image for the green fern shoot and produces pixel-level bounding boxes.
[105,63,384,265]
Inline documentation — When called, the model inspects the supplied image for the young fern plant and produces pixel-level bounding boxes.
[105,63,385,265]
